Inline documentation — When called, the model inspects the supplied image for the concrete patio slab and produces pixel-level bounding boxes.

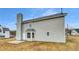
[8,41,24,44]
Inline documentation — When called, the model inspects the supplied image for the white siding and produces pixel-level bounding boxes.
[71,30,79,35]
[5,31,10,38]
[22,17,65,43]
[0,26,5,37]
[0,26,10,38]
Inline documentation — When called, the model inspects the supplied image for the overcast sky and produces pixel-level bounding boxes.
[0,8,79,30]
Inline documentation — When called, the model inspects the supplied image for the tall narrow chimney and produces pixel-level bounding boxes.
[16,13,23,41]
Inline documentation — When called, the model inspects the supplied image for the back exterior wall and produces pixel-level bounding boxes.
[22,17,65,43]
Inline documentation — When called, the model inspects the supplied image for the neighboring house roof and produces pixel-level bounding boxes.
[72,29,79,33]
[3,28,10,31]
[0,24,10,31]
[23,13,67,24]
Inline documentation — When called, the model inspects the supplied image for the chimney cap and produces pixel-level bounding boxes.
[17,13,23,15]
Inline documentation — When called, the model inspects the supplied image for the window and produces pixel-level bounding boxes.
[27,32,35,38]
[32,32,34,38]
[3,31,5,33]
[0,29,1,32]
[27,33,31,38]
[47,32,49,36]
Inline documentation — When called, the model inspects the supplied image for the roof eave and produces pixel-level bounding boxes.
[22,13,67,24]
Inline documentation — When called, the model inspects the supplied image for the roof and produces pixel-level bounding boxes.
[3,28,10,31]
[0,24,10,31]
[73,29,79,33]
[23,13,67,24]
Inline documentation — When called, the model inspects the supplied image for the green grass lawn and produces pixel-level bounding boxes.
[0,36,79,51]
